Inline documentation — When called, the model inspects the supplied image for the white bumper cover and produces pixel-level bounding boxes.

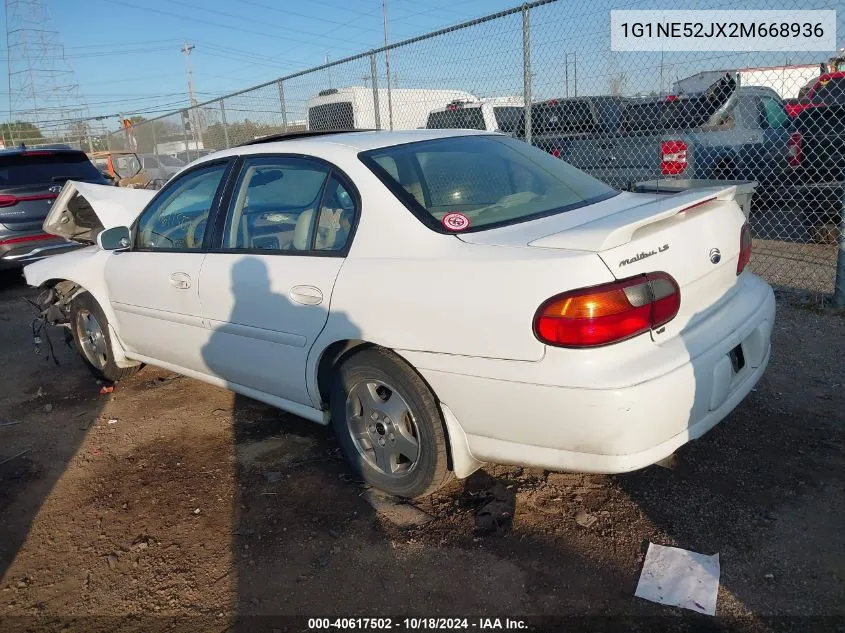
[412,273,775,475]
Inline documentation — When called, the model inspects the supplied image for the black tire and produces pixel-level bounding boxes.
[70,291,140,383]
[330,347,451,499]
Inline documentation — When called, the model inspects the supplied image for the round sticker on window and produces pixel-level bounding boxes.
[442,212,470,231]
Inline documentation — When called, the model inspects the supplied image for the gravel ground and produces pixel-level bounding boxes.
[0,269,843,633]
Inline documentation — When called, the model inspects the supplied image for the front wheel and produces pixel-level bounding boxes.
[330,347,451,498]
[70,291,140,383]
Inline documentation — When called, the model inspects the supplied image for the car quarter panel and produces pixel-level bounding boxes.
[403,272,774,468]
[316,170,616,362]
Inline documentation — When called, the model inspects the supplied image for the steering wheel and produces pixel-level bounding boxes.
[185,214,207,248]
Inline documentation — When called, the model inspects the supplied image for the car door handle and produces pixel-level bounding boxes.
[169,272,192,290]
[290,285,323,306]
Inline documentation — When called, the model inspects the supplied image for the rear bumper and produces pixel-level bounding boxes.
[0,235,83,270]
[409,273,776,474]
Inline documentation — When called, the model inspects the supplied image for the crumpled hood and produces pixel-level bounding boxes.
[42,180,156,243]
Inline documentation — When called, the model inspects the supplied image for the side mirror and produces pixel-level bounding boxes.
[97,226,131,251]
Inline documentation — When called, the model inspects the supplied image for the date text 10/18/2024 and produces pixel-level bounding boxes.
[307,618,529,630]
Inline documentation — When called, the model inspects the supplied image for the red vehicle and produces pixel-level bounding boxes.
[786,71,845,117]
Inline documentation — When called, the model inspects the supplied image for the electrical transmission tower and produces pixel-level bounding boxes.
[4,0,95,149]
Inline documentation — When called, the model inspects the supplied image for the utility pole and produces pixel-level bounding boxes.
[325,51,333,88]
[382,0,393,130]
[181,42,203,152]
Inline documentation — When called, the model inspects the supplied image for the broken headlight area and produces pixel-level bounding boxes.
[32,281,80,326]
[25,281,80,365]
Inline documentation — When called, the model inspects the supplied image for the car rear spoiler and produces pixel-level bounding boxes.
[529,186,739,252]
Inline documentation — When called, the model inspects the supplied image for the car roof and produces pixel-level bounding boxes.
[201,128,495,162]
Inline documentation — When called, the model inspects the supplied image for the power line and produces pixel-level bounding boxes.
[198,0,385,35]
[217,2,385,82]
[105,0,365,53]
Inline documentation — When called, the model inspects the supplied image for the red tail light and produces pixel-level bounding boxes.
[660,140,687,175]
[787,132,802,167]
[0,233,55,246]
[0,193,58,208]
[550,148,561,158]
[533,272,681,348]
[737,222,752,275]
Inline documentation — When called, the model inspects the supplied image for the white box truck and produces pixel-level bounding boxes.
[307,87,477,131]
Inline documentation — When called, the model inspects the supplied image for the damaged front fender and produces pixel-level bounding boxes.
[34,280,82,326]
[23,247,138,369]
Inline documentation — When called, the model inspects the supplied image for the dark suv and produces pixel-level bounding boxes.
[0,146,109,270]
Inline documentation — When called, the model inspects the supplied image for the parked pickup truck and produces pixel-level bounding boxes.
[516,95,626,157]
[787,74,845,241]
[531,74,794,203]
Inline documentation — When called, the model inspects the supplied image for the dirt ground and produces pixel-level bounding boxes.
[1,269,844,633]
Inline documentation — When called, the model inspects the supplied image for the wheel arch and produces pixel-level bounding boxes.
[32,275,136,369]
[310,338,482,478]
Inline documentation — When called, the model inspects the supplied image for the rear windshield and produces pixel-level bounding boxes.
[0,152,102,187]
[493,106,522,132]
[309,101,355,131]
[426,107,486,130]
[620,76,736,134]
[360,135,616,232]
[531,100,597,135]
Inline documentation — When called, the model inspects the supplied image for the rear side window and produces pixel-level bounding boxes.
[362,135,616,232]
[0,152,102,187]
[426,107,486,130]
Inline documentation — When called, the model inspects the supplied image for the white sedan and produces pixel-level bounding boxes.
[25,130,775,498]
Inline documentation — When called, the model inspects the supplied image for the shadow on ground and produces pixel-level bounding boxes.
[0,270,111,588]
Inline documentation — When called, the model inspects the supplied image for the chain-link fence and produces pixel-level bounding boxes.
[105,0,844,302]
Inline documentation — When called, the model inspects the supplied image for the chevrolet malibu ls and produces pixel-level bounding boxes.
[25,129,774,498]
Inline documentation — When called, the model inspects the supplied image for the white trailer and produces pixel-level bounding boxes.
[307,87,477,131]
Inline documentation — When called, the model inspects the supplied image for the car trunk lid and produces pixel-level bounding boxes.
[459,186,746,341]
[42,180,155,243]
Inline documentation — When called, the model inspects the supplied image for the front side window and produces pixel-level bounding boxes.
[135,162,227,250]
[222,157,355,252]
[363,135,616,232]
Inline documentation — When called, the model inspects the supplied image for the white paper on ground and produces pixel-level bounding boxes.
[634,543,720,615]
